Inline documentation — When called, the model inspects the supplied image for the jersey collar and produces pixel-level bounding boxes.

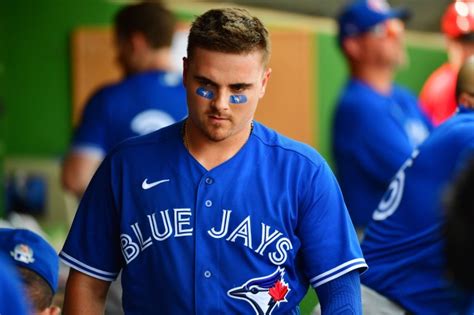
[457,105,474,114]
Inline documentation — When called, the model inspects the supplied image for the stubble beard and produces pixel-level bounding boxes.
[199,117,233,143]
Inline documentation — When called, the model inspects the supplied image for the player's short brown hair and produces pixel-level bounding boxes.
[187,8,271,67]
[18,267,54,312]
[114,0,176,49]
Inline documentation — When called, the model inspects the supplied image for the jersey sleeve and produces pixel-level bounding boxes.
[59,154,123,281]
[298,160,367,289]
[70,90,110,158]
[419,65,458,126]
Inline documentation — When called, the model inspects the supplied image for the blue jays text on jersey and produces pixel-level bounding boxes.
[361,107,474,314]
[120,208,293,266]
[60,121,366,314]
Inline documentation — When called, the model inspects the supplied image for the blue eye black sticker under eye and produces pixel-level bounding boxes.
[196,87,247,104]
[229,94,248,104]
[196,87,214,100]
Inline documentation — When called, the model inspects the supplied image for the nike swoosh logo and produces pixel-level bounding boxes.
[142,178,170,190]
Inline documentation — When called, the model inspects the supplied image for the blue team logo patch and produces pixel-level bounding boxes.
[368,0,390,13]
[10,244,35,264]
[228,267,290,315]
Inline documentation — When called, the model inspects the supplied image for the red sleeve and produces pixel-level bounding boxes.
[419,63,458,126]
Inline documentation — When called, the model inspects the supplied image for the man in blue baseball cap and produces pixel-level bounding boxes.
[337,0,410,44]
[0,228,60,315]
[332,0,432,232]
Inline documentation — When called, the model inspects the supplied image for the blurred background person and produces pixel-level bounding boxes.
[60,2,188,314]
[420,0,474,126]
[360,55,474,314]
[0,228,60,315]
[333,0,432,231]
[61,0,188,197]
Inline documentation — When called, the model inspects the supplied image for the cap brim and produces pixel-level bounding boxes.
[389,7,411,21]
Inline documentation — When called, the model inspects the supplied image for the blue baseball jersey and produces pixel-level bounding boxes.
[72,70,188,157]
[465,297,474,315]
[333,79,432,227]
[0,254,29,315]
[60,120,367,314]
[361,107,474,314]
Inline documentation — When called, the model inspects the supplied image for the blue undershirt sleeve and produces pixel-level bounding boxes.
[315,270,362,314]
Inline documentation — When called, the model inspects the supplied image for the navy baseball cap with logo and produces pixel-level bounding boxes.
[0,228,59,293]
[337,0,410,44]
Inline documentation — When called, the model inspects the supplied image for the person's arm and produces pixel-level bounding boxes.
[62,91,108,197]
[61,152,102,197]
[315,270,362,314]
[63,269,111,315]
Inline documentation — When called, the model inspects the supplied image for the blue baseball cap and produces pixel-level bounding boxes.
[337,0,410,44]
[0,228,59,293]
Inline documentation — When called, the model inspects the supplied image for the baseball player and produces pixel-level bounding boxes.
[0,228,60,315]
[0,253,29,315]
[61,1,188,197]
[60,8,367,314]
[420,0,474,126]
[360,56,474,314]
[333,0,432,229]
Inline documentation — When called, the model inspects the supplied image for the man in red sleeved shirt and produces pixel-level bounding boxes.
[420,0,474,126]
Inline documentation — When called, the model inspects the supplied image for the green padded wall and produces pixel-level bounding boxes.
[1,1,121,157]
[0,1,6,215]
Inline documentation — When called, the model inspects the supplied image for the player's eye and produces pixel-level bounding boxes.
[231,85,246,93]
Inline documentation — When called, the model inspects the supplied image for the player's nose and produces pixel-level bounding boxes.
[211,91,230,111]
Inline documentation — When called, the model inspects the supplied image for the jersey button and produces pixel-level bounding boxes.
[205,200,213,207]
[205,177,214,185]
[204,270,212,278]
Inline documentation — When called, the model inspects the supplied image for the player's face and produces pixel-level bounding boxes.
[183,47,271,142]
[359,19,406,67]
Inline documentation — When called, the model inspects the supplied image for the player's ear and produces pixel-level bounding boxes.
[37,305,61,315]
[130,32,148,52]
[342,37,362,60]
[49,306,61,315]
[259,68,272,98]
[459,92,474,108]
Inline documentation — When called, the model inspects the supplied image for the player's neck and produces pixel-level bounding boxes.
[352,66,394,95]
[183,120,253,170]
[131,48,175,74]
[148,48,175,71]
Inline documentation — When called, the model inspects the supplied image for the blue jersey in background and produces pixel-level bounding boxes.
[333,79,432,227]
[361,108,474,314]
[72,70,188,157]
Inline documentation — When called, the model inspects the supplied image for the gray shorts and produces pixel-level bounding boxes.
[311,284,407,315]
[361,285,407,314]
